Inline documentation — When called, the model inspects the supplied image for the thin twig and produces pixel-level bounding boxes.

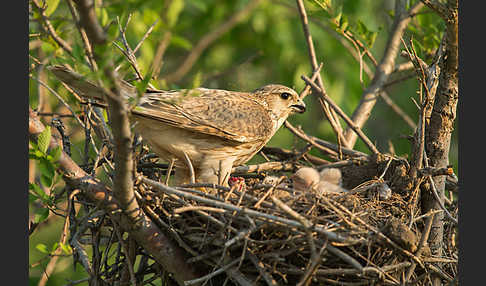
[31,0,73,55]
[301,75,380,155]
[141,176,360,244]
[343,1,424,148]
[294,0,344,141]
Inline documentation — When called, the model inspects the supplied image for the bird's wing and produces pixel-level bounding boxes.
[132,88,274,143]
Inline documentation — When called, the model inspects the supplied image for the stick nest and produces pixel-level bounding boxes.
[133,154,458,285]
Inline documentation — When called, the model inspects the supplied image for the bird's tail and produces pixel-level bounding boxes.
[48,65,137,102]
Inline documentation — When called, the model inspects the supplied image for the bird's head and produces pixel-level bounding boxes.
[252,84,306,127]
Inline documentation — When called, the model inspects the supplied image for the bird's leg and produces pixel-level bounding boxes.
[181,151,196,184]
[173,167,192,186]
[197,157,236,187]
[164,158,175,185]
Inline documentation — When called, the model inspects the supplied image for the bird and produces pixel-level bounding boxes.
[291,166,347,194]
[49,65,306,186]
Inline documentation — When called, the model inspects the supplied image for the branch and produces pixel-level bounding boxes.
[420,0,449,18]
[301,75,380,155]
[163,0,262,83]
[29,108,202,285]
[142,176,360,244]
[71,0,106,45]
[52,1,204,284]
[343,1,424,148]
[294,0,344,144]
[31,0,73,55]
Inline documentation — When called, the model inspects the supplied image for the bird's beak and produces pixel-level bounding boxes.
[291,100,306,113]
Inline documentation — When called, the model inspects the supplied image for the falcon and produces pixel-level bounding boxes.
[49,66,306,186]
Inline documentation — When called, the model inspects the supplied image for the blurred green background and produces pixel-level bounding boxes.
[29,0,457,284]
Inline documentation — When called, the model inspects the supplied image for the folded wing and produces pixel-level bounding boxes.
[133,89,273,143]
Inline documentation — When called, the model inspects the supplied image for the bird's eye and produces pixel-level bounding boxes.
[280,92,291,100]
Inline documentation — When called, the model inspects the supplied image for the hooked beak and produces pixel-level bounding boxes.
[291,100,306,113]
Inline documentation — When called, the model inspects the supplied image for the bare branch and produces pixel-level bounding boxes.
[29,108,203,285]
[31,0,73,55]
[343,1,424,148]
[71,0,107,45]
[301,75,380,155]
[294,0,344,143]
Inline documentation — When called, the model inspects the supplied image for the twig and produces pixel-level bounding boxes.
[285,121,369,158]
[31,0,73,55]
[294,0,344,142]
[133,20,159,53]
[111,218,137,286]
[426,174,458,225]
[420,0,449,18]
[184,259,240,286]
[71,0,107,45]
[141,176,360,244]
[30,104,201,285]
[65,0,98,70]
[297,241,328,286]
[405,213,435,282]
[284,121,339,157]
[343,1,424,148]
[232,161,298,174]
[247,251,278,286]
[301,75,380,154]
[30,75,86,129]
[254,176,285,208]
[37,190,79,286]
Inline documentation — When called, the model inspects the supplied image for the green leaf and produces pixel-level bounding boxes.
[166,0,185,28]
[135,69,154,99]
[44,0,60,16]
[96,7,109,26]
[34,207,49,224]
[29,183,49,201]
[339,14,348,31]
[60,243,73,255]
[29,193,38,204]
[190,0,208,12]
[191,71,202,89]
[49,146,62,162]
[40,174,53,189]
[170,35,192,50]
[36,243,49,254]
[38,126,51,154]
[29,149,44,160]
[38,159,56,187]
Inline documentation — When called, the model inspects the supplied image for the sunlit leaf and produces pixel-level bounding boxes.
[36,243,49,254]
[44,0,60,16]
[170,35,193,50]
[37,126,51,154]
[34,207,49,224]
[49,146,62,162]
[167,0,185,28]
[29,183,49,201]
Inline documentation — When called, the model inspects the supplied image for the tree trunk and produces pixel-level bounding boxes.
[421,1,458,285]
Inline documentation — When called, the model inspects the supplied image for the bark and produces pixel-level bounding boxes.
[420,1,458,285]
[343,1,424,148]
[29,108,203,285]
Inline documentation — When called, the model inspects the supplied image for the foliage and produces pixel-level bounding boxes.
[28,0,457,284]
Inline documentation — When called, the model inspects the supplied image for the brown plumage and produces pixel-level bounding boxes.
[49,65,306,186]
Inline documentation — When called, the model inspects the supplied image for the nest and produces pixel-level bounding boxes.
[131,154,458,285]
